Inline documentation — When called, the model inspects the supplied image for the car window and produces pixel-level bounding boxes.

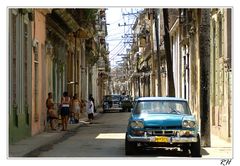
[104,95,121,101]
[134,100,191,115]
[113,96,121,101]
[122,96,131,101]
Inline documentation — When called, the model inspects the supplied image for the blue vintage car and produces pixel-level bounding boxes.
[125,97,201,157]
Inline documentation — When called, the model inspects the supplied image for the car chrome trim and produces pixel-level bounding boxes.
[104,108,122,110]
[127,135,198,143]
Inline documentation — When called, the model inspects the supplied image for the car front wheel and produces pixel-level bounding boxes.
[125,133,137,155]
[190,134,202,157]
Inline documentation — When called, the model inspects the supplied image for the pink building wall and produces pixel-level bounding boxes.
[31,10,48,136]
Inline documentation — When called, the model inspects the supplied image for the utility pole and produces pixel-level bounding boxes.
[163,9,175,97]
[154,9,161,96]
[120,9,142,97]
[199,9,211,147]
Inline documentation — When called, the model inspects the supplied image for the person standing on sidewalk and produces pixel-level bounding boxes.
[46,92,58,130]
[87,96,94,124]
[60,91,71,131]
[80,98,86,118]
[71,93,81,123]
[89,94,96,113]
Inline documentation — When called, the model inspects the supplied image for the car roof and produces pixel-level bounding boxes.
[104,94,121,96]
[136,97,188,102]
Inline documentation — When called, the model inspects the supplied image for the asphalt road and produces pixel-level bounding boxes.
[37,112,129,157]
[33,112,195,158]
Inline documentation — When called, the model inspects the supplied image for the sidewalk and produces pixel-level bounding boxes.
[201,134,232,158]
[9,112,100,157]
[210,134,232,148]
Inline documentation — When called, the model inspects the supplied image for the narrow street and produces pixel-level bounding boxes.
[36,112,129,157]
[23,112,231,158]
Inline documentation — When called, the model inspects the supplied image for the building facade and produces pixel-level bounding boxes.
[161,8,232,145]
[169,9,212,146]
[9,9,32,143]
[9,8,109,144]
[128,8,232,146]
[210,9,232,142]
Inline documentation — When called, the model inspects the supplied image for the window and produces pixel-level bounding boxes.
[11,11,17,106]
[34,43,39,122]
[24,22,30,125]
[11,10,18,127]
[10,10,31,126]
[134,100,191,115]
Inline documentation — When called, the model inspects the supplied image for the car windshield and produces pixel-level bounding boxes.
[104,95,121,101]
[134,100,191,115]
[122,96,131,101]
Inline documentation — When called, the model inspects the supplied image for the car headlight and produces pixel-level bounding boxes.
[130,120,144,129]
[182,120,196,128]
[188,121,196,128]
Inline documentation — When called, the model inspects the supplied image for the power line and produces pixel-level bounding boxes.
[106,38,124,41]
[106,32,124,38]
[108,22,132,53]
[109,38,124,52]
[108,8,141,68]
[109,43,129,62]
[107,18,123,25]
[109,44,125,60]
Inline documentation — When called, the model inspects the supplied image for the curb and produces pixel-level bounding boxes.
[23,124,83,157]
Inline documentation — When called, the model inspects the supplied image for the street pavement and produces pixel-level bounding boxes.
[8,110,232,158]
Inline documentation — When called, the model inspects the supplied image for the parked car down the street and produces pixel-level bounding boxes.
[125,97,201,157]
[102,94,123,113]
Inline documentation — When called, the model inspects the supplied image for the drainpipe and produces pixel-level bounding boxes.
[154,9,161,96]
[137,53,141,97]
[150,9,155,97]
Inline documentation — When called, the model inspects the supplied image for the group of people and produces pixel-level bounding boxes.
[46,92,96,131]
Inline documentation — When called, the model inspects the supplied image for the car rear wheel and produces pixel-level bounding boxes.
[125,133,137,155]
[190,134,202,157]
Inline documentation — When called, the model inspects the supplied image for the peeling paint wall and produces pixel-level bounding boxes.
[210,9,232,142]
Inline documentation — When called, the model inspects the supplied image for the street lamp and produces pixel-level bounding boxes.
[160,66,167,77]
[46,41,53,58]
